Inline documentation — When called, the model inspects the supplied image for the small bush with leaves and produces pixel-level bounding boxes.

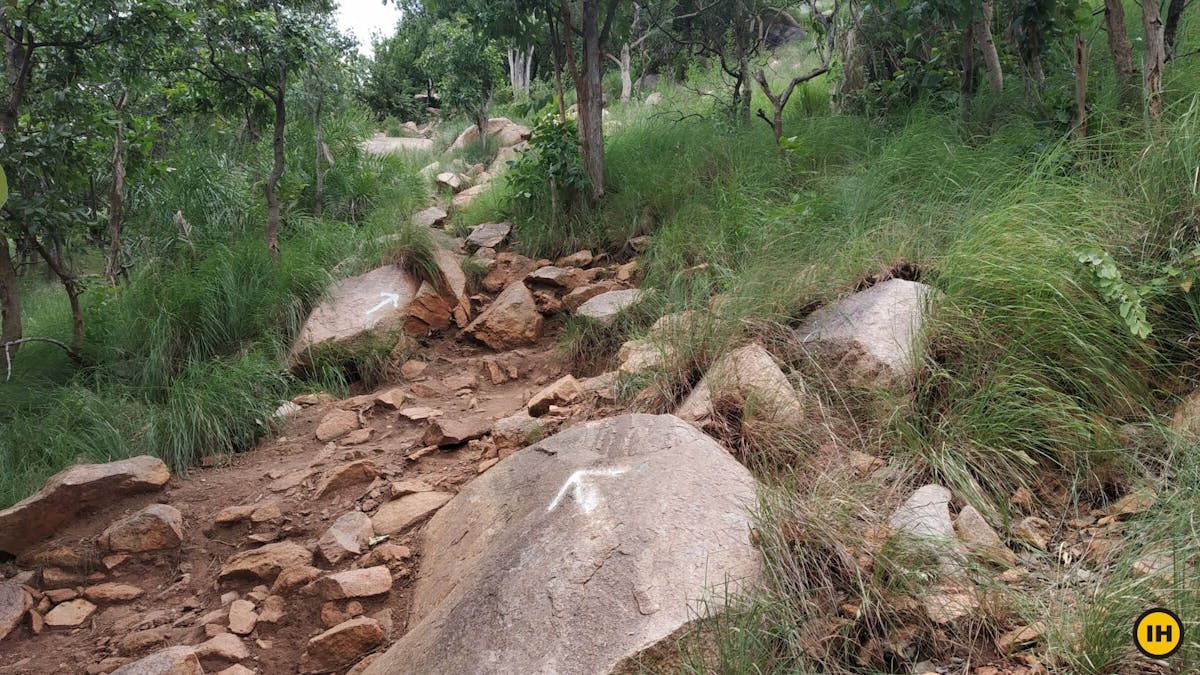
[505,111,590,217]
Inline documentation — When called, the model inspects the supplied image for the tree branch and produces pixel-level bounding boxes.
[3,337,81,381]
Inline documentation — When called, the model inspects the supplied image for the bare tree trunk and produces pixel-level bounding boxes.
[960,21,977,122]
[547,0,568,123]
[1103,0,1138,108]
[525,45,534,95]
[1143,0,1166,119]
[266,70,286,259]
[1165,0,1188,59]
[733,0,751,124]
[105,93,128,285]
[1072,33,1088,140]
[21,228,83,352]
[619,42,631,104]
[0,237,20,352]
[974,0,1003,94]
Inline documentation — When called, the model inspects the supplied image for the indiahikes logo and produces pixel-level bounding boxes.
[1133,608,1183,659]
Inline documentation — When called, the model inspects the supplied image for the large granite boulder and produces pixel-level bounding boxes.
[363,414,760,675]
[0,456,170,556]
[795,279,939,390]
[448,118,531,152]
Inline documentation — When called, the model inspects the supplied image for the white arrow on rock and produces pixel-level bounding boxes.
[366,291,402,315]
[547,467,629,514]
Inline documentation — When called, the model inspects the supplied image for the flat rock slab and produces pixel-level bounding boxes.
[466,222,512,250]
[362,414,760,675]
[796,278,938,390]
[362,135,434,154]
[0,455,169,556]
[371,492,453,535]
[110,646,202,675]
[219,542,314,583]
[575,289,644,325]
[289,265,421,367]
[412,206,448,229]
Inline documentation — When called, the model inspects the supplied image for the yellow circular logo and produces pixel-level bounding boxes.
[1134,608,1183,658]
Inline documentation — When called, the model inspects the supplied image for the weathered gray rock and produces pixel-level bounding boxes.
[371,492,454,535]
[796,279,938,390]
[362,414,760,675]
[563,280,626,312]
[0,581,31,642]
[492,411,544,450]
[575,289,644,325]
[465,222,512,250]
[99,503,184,553]
[676,344,805,429]
[464,282,544,350]
[315,409,359,442]
[526,266,583,289]
[435,172,463,192]
[452,184,485,209]
[889,484,963,570]
[449,118,531,152]
[645,92,663,106]
[412,206,448,229]
[0,456,170,555]
[289,266,421,367]
[318,511,374,564]
[194,632,249,663]
[110,647,202,675]
[362,134,433,154]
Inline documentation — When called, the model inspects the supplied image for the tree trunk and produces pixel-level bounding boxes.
[547,0,568,123]
[1143,0,1166,119]
[960,21,977,122]
[733,0,752,124]
[266,73,286,259]
[21,228,83,352]
[973,0,1003,94]
[1103,0,1138,108]
[105,95,127,285]
[524,45,534,95]
[313,81,324,219]
[579,0,605,198]
[1072,33,1088,140]
[618,42,631,104]
[1165,0,1188,58]
[0,236,20,352]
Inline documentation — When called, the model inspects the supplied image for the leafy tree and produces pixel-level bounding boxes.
[362,10,435,121]
[420,20,504,151]
[193,0,335,258]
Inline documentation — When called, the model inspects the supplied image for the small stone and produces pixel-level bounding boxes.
[315,460,379,497]
[214,504,257,525]
[615,261,640,282]
[217,666,256,675]
[228,599,257,635]
[102,554,131,570]
[249,502,282,523]
[99,504,184,553]
[398,406,443,422]
[465,222,512,250]
[373,388,409,409]
[955,505,1018,565]
[390,480,435,497]
[527,375,583,416]
[361,544,412,569]
[422,417,491,446]
[110,647,202,675]
[270,565,322,594]
[1012,516,1051,550]
[0,581,31,642]
[628,235,651,252]
[923,592,976,624]
[492,411,543,450]
[341,428,374,446]
[478,458,499,473]
[575,289,643,324]
[44,598,97,627]
[258,595,286,623]
[371,608,394,636]
[412,206,448,229]
[1108,488,1156,518]
[305,566,393,600]
[846,450,885,475]
[45,588,78,603]
[194,632,250,663]
[1010,486,1034,511]
[442,372,478,391]
[299,617,385,674]
[293,392,336,406]
[996,621,1046,653]
[318,511,374,564]
[371,492,454,535]
[83,583,144,604]
[526,265,583,289]
[316,409,360,442]
[219,542,314,583]
[400,360,428,379]
[556,250,594,267]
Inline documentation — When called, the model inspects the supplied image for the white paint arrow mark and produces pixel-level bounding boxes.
[547,467,628,514]
[366,291,401,315]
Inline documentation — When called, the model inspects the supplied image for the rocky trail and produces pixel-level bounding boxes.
[0,120,1135,675]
